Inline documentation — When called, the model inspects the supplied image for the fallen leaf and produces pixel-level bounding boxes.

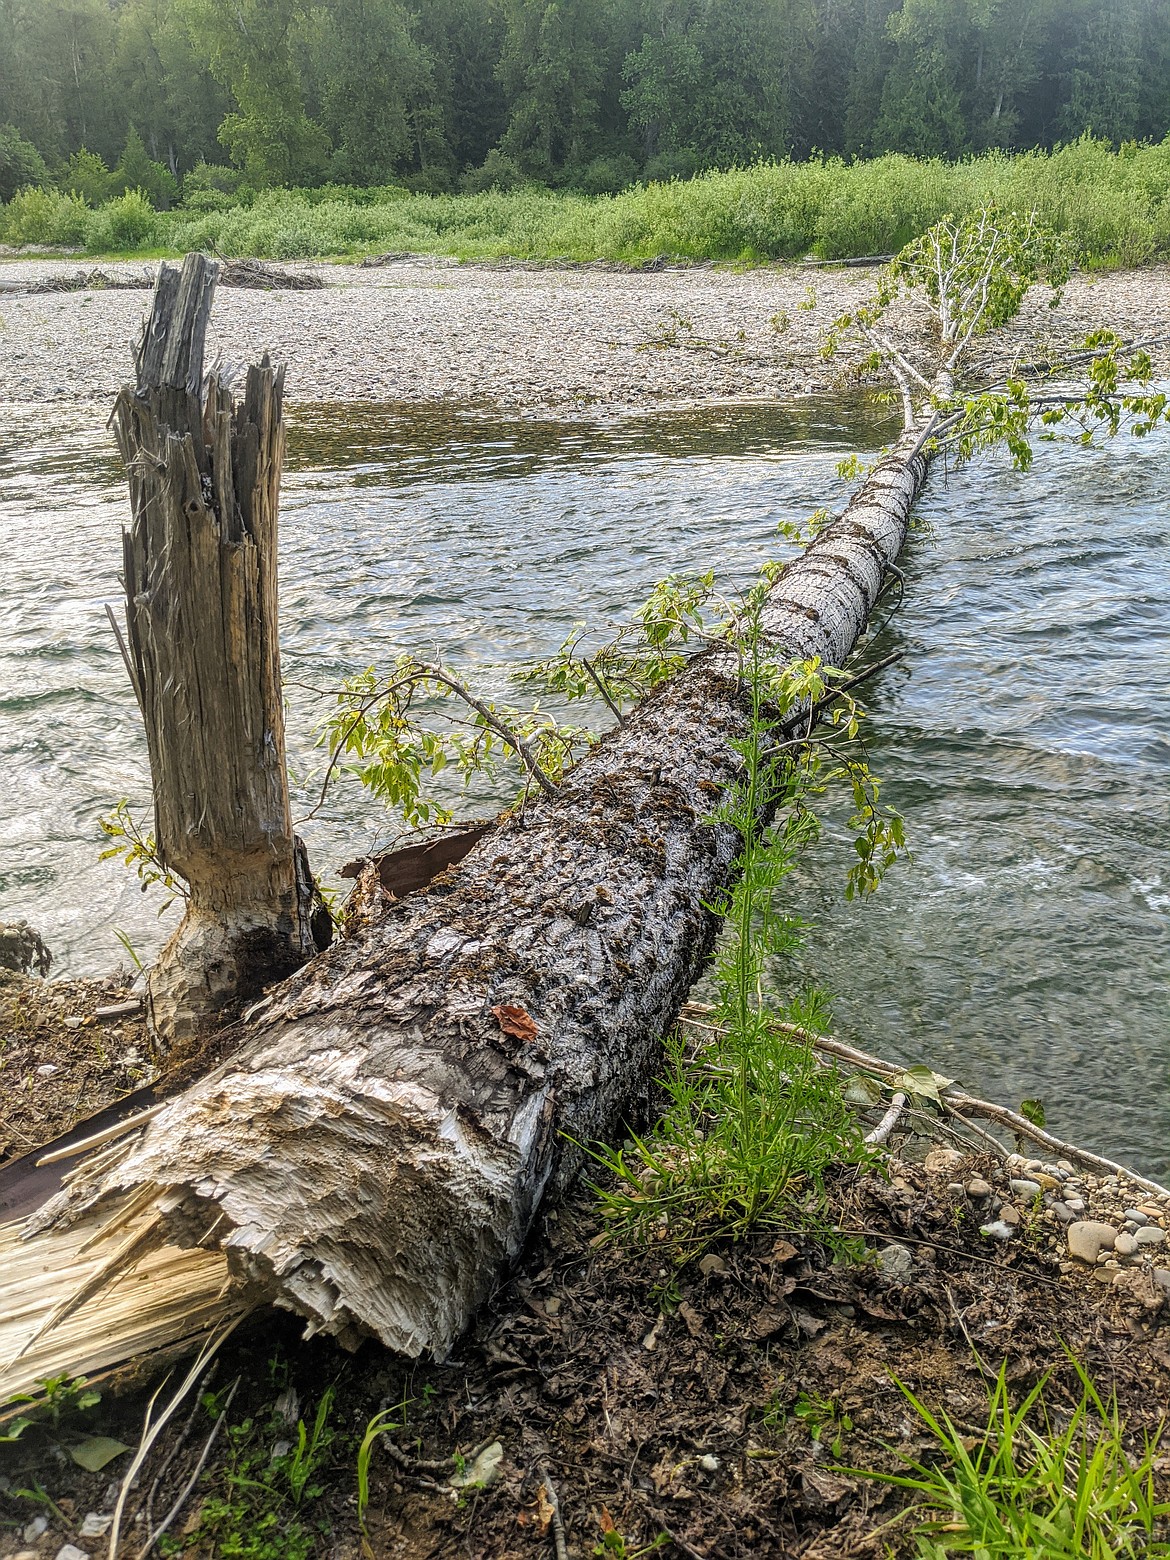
[600,1504,617,1533]
[491,1003,538,1044]
[69,1435,130,1471]
[769,1237,799,1264]
[535,1484,555,1536]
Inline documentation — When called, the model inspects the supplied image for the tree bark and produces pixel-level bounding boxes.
[33,418,933,1361]
[112,253,326,1045]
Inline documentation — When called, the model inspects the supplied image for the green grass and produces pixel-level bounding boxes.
[4,138,1170,269]
[853,1357,1170,1559]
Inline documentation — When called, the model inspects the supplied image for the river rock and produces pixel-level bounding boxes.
[1136,1226,1166,1248]
[1050,1202,1075,1224]
[1113,1232,1139,1257]
[998,1204,1021,1226]
[1067,1221,1118,1262]
[924,1147,966,1175]
[966,1178,992,1199]
[878,1243,914,1281]
[1124,1209,1150,1225]
[1010,1178,1042,1201]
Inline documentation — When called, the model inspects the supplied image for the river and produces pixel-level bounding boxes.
[1,395,1166,1175]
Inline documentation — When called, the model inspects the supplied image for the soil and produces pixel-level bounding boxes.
[3,1120,1170,1559]
[0,971,156,1166]
[0,256,1167,415]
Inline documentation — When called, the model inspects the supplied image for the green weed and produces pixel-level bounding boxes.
[853,1357,1170,1559]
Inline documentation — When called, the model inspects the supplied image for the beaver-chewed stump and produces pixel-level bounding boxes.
[111,253,326,1045]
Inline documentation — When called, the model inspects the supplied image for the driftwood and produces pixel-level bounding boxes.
[111,253,328,1042]
[14,415,932,1367]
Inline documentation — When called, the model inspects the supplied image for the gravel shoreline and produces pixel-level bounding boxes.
[1,256,1168,413]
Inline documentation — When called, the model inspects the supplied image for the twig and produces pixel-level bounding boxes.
[135,1377,240,1558]
[864,1092,907,1145]
[107,1316,245,1560]
[36,1103,165,1166]
[538,1462,569,1560]
[105,602,143,713]
[641,1501,709,1560]
[583,658,623,724]
[132,1364,216,1535]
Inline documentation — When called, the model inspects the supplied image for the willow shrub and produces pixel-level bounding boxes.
[4,136,1170,266]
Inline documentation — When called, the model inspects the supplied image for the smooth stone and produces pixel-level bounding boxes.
[981,1220,1015,1241]
[1152,1269,1170,1295]
[946,1182,966,1196]
[1136,1226,1166,1248]
[967,1178,993,1199]
[1057,1160,1075,1173]
[1124,1209,1150,1226]
[1113,1232,1139,1257]
[1065,1197,1086,1212]
[1067,1221,1119,1262]
[1010,1179,1042,1201]
[54,1549,91,1560]
[878,1243,914,1281]
[1051,1202,1075,1225]
[999,1204,1022,1226]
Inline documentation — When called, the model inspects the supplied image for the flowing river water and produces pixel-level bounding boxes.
[1,396,1167,1175]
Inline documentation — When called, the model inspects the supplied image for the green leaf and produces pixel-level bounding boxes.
[1020,1098,1047,1128]
[843,1074,884,1107]
[891,1066,955,1106]
[69,1435,131,1471]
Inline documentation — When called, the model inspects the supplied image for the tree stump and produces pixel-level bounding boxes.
[112,252,326,1043]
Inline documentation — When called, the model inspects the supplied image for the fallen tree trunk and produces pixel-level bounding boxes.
[21,421,933,1362]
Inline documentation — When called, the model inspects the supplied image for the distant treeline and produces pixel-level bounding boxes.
[1,0,1170,204]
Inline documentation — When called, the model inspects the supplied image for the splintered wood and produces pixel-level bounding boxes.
[0,1212,233,1403]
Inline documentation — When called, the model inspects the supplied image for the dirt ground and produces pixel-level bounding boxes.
[3,1090,1170,1558]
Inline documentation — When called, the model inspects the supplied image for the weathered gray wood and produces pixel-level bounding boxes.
[112,253,324,1043]
[36,422,931,1359]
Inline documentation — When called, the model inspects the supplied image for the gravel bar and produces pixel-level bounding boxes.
[1,256,1167,413]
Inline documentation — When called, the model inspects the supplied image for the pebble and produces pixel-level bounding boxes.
[1124,1209,1150,1226]
[1153,1270,1170,1295]
[998,1204,1021,1226]
[77,1516,111,1540]
[1067,1221,1119,1262]
[1136,1226,1166,1248]
[966,1178,992,1199]
[1113,1232,1139,1257]
[1065,1197,1086,1212]
[1009,1179,1042,1201]
[22,1521,47,1544]
[1050,1202,1075,1225]
[878,1243,914,1281]
[699,1254,728,1277]
[54,1549,91,1560]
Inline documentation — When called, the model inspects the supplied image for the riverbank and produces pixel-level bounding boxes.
[3,973,1170,1559]
[1,257,1168,414]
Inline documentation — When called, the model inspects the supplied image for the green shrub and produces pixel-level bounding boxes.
[459,149,528,193]
[85,189,158,251]
[0,186,89,246]
[572,154,640,196]
[60,149,114,206]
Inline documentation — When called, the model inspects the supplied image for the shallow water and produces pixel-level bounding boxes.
[1,397,1167,1174]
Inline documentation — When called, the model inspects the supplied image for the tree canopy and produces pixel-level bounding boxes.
[1,0,1169,194]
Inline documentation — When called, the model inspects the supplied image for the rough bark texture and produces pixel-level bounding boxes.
[35,426,931,1360]
[112,254,324,1043]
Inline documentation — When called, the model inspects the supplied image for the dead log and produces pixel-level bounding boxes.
[20,421,932,1363]
[111,253,327,1043]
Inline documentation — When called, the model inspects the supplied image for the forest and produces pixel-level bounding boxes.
[2,0,1170,204]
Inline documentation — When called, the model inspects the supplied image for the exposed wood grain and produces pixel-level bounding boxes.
[111,254,324,1042]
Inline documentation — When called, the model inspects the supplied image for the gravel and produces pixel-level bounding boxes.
[1,256,1167,414]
